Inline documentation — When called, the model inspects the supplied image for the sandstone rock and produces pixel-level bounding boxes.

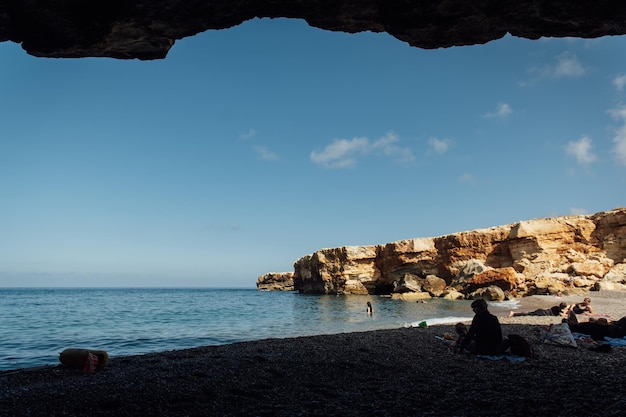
[341,279,369,295]
[469,285,506,302]
[393,273,422,293]
[569,260,613,278]
[286,208,626,298]
[441,289,465,300]
[422,275,447,297]
[459,260,489,278]
[394,273,447,297]
[593,282,626,291]
[467,267,518,292]
[449,260,486,292]
[534,277,568,296]
[4,2,626,60]
[256,272,294,291]
[391,292,432,301]
[570,276,598,288]
[603,264,626,283]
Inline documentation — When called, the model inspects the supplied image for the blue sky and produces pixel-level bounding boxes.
[1,18,625,288]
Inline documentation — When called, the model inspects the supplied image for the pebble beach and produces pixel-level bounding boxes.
[2,291,625,417]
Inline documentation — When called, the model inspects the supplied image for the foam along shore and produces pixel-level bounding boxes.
[2,291,626,417]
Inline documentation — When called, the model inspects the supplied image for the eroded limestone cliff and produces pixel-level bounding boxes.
[257,272,294,291]
[258,208,626,300]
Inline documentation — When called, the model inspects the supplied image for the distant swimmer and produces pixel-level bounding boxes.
[367,301,373,315]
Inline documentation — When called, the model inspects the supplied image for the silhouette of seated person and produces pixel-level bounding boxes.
[459,298,503,355]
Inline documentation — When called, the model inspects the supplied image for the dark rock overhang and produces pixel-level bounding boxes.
[1,0,626,60]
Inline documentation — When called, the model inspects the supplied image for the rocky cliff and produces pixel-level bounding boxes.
[259,208,626,300]
[256,272,294,291]
[2,1,626,60]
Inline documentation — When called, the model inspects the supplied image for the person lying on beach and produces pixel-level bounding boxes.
[459,299,502,355]
[508,302,568,318]
[564,310,626,340]
[569,297,593,315]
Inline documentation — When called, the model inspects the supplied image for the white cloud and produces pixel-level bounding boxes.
[533,52,587,79]
[240,129,256,140]
[613,74,626,92]
[485,103,512,118]
[254,146,279,161]
[553,53,586,77]
[310,132,414,168]
[569,208,589,215]
[371,132,398,149]
[428,137,452,154]
[565,135,597,164]
[375,132,416,163]
[310,136,368,168]
[608,104,626,166]
[459,173,477,186]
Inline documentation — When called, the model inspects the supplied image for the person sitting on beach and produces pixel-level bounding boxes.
[508,302,568,318]
[451,322,469,353]
[564,310,626,340]
[458,299,503,355]
[569,297,593,315]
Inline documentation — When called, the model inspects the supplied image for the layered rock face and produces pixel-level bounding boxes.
[2,1,626,60]
[256,272,294,291]
[266,208,626,300]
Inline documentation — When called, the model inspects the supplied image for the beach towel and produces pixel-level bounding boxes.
[600,336,626,347]
[83,352,99,374]
[541,322,577,348]
[476,355,526,362]
[571,332,599,349]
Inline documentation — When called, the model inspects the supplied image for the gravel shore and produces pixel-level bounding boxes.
[2,291,625,417]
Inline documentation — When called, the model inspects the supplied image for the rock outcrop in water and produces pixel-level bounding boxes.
[258,208,626,300]
[256,272,294,291]
[3,1,626,60]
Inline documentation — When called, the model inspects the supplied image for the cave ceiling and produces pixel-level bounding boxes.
[1,0,626,60]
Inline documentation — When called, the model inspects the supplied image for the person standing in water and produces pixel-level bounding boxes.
[367,301,373,316]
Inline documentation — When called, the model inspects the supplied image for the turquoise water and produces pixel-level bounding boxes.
[0,288,518,371]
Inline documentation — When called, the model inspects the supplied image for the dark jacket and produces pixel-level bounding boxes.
[461,310,503,355]
[570,316,626,340]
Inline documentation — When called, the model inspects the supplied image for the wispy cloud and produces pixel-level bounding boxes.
[310,132,414,168]
[254,146,279,161]
[458,173,477,186]
[570,208,589,215]
[531,52,587,80]
[310,137,368,168]
[485,102,512,118]
[553,52,586,78]
[428,137,452,154]
[608,104,626,166]
[205,223,243,232]
[613,74,626,92]
[240,129,257,140]
[565,135,597,164]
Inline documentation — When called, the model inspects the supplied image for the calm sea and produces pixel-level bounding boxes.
[0,288,519,371]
